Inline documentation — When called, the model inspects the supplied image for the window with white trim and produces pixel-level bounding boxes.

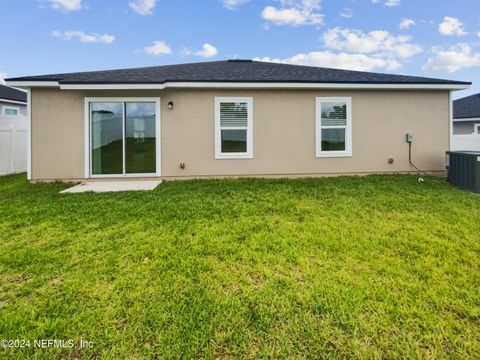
[215,97,253,159]
[3,106,19,116]
[475,123,480,135]
[316,97,352,157]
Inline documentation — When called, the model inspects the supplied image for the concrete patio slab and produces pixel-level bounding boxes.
[60,180,162,194]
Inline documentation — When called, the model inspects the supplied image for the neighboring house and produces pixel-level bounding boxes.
[6,60,471,182]
[452,93,480,151]
[0,84,27,116]
[0,85,27,176]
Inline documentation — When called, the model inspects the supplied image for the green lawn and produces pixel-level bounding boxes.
[0,174,479,359]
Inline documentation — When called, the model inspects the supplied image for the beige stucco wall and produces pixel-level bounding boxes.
[31,87,450,181]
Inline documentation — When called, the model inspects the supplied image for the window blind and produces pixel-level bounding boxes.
[220,102,248,127]
[321,102,347,126]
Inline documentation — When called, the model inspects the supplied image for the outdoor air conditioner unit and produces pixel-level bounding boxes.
[446,151,480,194]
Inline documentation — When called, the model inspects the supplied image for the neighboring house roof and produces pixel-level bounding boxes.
[0,84,27,103]
[453,93,480,119]
[6,60,471,88]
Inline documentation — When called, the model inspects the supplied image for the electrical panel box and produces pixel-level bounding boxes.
[405,133,413,143]
[446,151,480,194]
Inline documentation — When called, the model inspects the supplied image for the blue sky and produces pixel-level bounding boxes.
[1,0,479,98]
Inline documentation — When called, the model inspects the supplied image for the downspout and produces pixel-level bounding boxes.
[449,90,453,152]
[26,87,32,180]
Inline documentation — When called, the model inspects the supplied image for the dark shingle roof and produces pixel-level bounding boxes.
[0,84,27,103]
[6,60,471,86]
[453,93,480,119]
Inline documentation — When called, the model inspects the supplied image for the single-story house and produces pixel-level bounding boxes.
[6,60,471,182]
[0,84,27,116]
[451,93,480,151]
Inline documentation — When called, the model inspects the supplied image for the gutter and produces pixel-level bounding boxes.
[452,117,480,122]
[0,98,27,105]
[6,80,471,91]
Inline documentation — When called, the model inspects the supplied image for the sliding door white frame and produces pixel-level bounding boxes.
[84,97,161,178]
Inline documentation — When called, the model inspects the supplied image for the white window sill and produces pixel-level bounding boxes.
[215,153,253,160]
[316,152,352,158]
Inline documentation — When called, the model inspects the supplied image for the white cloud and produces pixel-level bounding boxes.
[371,0,401,7]
[399,18,415,29]
[385,0,401,7]
[48,0,82,12]
[184,43,218,58]
[142,41,172,56]
[340,8,353,19]
[438,16,467,36]
[261,0,324,26]
[52,30,115,44]
[477,32,480,38]
[322,27,422,59]
[222,0,250,10]
[129,0,157,15]
[254,52,402,72]
[423,43,480,73]
[0,71,7,85]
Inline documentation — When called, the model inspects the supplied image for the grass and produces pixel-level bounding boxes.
[0,173,479,359]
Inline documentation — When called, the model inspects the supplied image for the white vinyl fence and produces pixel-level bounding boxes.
[452,134,480,152]
[0,114,27,176]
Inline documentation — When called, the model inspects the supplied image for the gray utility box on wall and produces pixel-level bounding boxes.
[446,151,480,193]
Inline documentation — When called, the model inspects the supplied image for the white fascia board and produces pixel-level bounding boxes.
[164,82,471,90]
[6,81,60,88]
[0,98,27,105]
[8,81,470,91]
[60,83,167,90]
[452,118,478,122]
[60,82,471,90]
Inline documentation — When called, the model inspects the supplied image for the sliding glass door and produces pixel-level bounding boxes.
[91,102,124,175]
[125,102,156,174]
[90,99,158,176]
